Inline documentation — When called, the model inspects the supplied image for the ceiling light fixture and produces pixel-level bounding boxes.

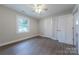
[32,4,48,14]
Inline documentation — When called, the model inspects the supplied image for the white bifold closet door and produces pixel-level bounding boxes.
[56,16,66,43]
[54,15,73,45]
[43,18,53,38]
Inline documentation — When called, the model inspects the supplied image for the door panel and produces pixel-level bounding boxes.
[53,17,58,40]
[65,15,73,44]
[55,15,73,45]
[57,16,66,43]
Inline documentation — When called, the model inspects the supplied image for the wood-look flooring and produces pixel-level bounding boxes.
[0,36,76,55]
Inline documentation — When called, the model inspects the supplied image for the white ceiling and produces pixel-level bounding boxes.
[3,4,75,19]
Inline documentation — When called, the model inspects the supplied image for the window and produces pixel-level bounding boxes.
[17,16,29,33]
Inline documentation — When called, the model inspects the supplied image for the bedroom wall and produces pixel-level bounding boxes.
[39,14,73,45]
[0,6,38,46]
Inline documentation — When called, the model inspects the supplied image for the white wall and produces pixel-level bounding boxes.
[39,14,73,45]
[0,6,38,46]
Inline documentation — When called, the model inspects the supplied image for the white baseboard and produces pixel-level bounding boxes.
[0,34,38,47]
[39,35,57,40]
[39,35,73,45]
[0,34,73,47]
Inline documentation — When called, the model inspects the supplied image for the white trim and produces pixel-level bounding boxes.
[39,35,57,40]
[39,35,73,45]
[0,34,38,47]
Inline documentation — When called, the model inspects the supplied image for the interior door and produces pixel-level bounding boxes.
[55,15,73,45]
[44,18,53,38]
[53,17,58,40]
[56,16,66,43]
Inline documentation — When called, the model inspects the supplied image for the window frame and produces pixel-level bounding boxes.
[16,15,30,34]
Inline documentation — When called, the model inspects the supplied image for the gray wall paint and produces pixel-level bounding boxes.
[0,6,38,45]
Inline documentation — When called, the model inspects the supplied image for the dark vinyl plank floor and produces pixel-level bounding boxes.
[0,36,76,55]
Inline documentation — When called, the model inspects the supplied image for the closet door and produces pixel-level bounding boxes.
[41,18,53,38]
[65,15,73,45]
[53,17,58,40]
[56,16,66,43]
